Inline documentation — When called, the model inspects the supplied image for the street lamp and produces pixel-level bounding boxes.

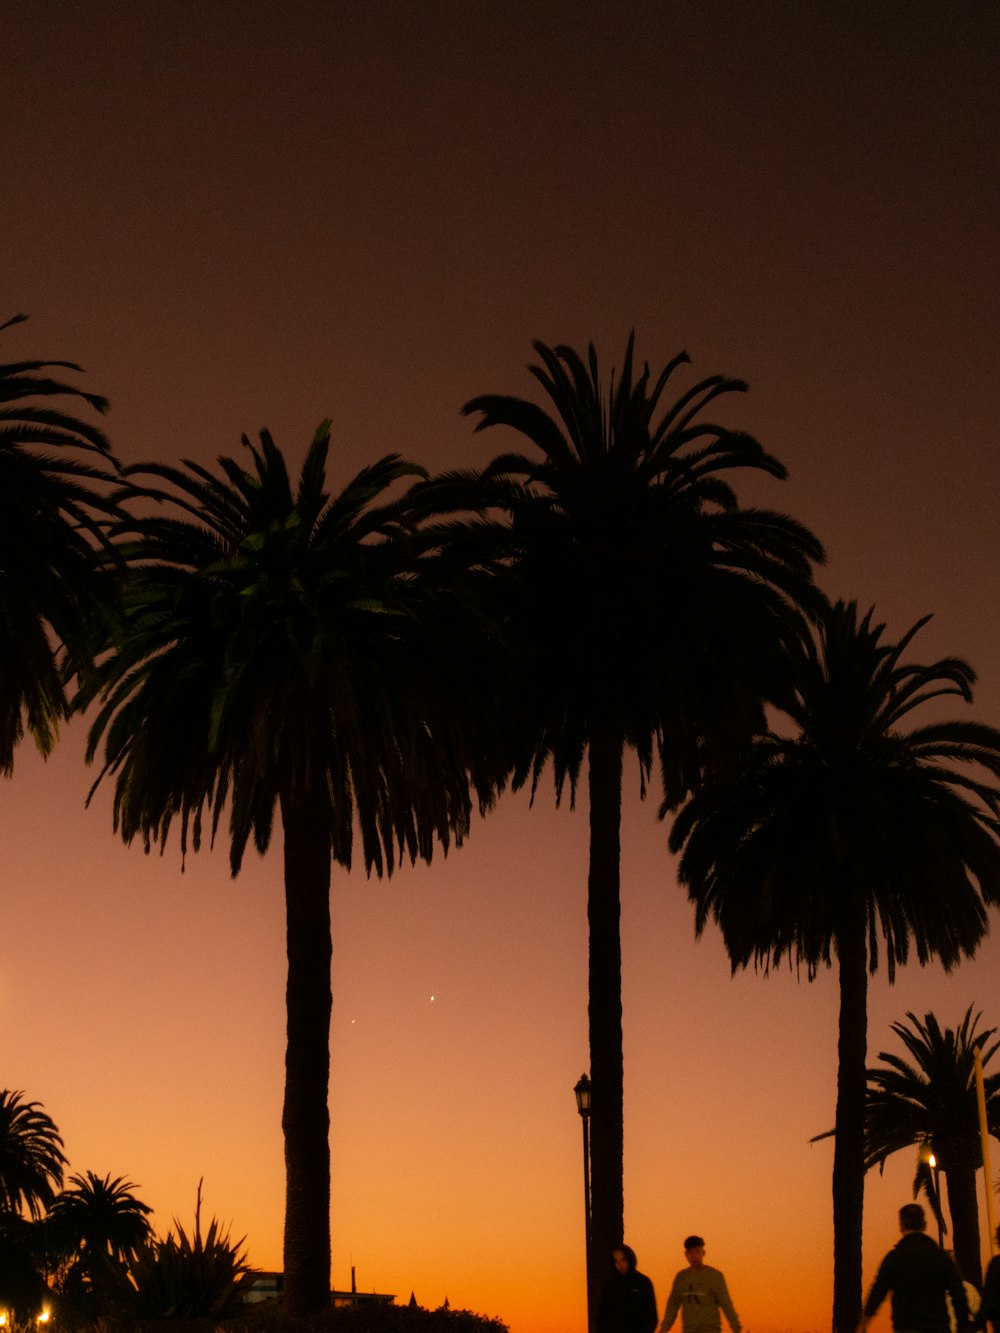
[574,1074,593,1333]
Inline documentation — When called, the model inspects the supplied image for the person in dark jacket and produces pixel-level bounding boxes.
[861,1203,970,1333]
[598,1244,659,1333]
[978,1226,1000,1332]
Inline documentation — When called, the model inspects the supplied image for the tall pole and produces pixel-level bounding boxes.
[574,1074,594,1333]
[974,1047,997,1257]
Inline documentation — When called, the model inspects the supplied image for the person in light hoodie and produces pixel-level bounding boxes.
[659,1235,741,1333]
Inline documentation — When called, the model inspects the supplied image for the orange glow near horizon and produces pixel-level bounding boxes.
[7,729,999,1332]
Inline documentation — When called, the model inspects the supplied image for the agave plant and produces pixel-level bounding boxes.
[126,1180,255,1319]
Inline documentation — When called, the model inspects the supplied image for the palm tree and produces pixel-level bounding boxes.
[858,1008,1000,1287]
[0,313,120,772]
[81,424,507,1314]
[668,601,1000,1333]
[47,1171,153,1315]
[0,1090,66,1219]
[419,335,824,1314]
[49,1170,153,1268]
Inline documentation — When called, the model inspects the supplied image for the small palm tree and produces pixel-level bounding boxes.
[82,425,507,1314]
[858,1008,1000,1287]
[669,602,1000,1333]
[0,314,121,772]
[47,1171,153,1317]
[420,335,823,1310]
[49,1170,152,1266]
[0,1090,66,1219]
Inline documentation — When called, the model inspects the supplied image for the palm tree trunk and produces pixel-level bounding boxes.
[833,915,867,1333]
[587,728,624,1329]
[280,787,333,1315]
[944,1159,983,1289]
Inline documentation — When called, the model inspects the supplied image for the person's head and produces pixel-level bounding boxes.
[613,1246,637,1274]
[684,1236,706,1268]
[899,1204,926,1234]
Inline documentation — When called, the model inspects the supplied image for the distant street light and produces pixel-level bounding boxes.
[574,1073,593,1333]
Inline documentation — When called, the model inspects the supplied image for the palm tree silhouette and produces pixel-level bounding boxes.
[49,1170,153,1266]
[857,1008,999,1287]
[0,314,120,772]
[669,601,1000,1333]
[422,335,823,1309]
[0,1090,66,1219]
[82,425,506,1313]
[47,1171,153,1313]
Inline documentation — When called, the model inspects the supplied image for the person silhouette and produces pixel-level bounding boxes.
[659,1235,741,1333]
[598,1244,658,1333]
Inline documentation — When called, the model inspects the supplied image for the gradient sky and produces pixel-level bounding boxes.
[3,3,1000,1331]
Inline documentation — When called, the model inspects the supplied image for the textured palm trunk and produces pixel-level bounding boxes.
[280,787,333,1315]
[833,917,867,1333]
[586,729,625,1332]
[944,1159,983,1288]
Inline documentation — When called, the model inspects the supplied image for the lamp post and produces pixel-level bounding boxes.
[574,1073,593,1333]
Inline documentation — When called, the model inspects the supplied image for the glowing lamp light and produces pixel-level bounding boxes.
[574,1072,592,1118]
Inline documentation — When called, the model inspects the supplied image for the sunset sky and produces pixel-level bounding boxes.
[3,3,1000,1331]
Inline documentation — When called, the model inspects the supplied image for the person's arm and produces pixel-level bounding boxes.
[659,1277,680,1333]
[715,1272,742,1333]
[643,1276,659,1333]
[860,1255,893,1332]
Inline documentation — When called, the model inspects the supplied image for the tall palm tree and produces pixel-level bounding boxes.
[0,1090,66,1219]
[81,425,507,1315]
[0,313,120,772]
[419,336,824,1314]
[668,601,1000,1333]
[858,1008,1000,1287]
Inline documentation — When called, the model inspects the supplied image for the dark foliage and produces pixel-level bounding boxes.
[82,1305,508,1333]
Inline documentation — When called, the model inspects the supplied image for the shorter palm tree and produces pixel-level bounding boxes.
[49,1170,152,1266]
[47,1171,153,1317]
[0,1091,66,1320]
[0,1090,66,1219]
[669,602,1000,1333]
[859,1009,999,1287]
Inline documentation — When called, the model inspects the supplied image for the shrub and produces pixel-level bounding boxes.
[125,1182,255,1320]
